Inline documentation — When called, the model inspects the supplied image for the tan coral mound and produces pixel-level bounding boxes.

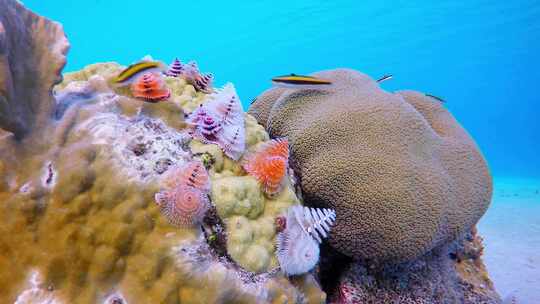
[249,69,492,264]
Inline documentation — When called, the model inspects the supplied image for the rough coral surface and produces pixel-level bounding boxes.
[328,228,501,304]
[249,68,493,264]
[0,57,324,303]
[0,0,69,138]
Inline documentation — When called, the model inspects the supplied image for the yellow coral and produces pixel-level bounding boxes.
[212,176,264,219]
[56,62,123,90]
[210,170,298,272]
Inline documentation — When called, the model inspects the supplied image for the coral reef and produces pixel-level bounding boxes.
[249,68,493,265]
[0,57,324,302]
[0,0,69,139]
[0,2,501,303]
[0,61,324,303]
[0,4,325,299]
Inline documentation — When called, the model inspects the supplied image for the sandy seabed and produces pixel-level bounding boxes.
[478,178,540,304]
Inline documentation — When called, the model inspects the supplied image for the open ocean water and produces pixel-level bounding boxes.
[24,0,540,302]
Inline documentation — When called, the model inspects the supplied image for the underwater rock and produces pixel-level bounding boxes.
[0,0,69,139]
[327,228,501,304]
[249,68,493,265]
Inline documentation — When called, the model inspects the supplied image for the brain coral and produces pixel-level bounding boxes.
[249,69,492,264]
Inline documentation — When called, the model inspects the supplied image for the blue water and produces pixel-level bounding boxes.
[19,1,540,302]
[24,1,538,178]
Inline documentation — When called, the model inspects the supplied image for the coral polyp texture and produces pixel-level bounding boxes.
[249,68,493,265]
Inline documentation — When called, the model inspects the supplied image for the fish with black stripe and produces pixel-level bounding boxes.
[112,60,166,85]
[272,73,332,88]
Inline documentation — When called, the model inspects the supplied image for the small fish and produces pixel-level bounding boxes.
[272,73,332,87]
[425,93,445,103]
[376,74,393,83]
[113,60,165,84]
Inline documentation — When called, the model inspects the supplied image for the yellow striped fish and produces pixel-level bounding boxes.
[272,73,332,88]
[112,61,166,84]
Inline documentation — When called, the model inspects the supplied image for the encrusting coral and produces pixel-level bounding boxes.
[249,68,493,265]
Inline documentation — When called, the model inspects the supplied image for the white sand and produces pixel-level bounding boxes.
[478,178,540,304]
